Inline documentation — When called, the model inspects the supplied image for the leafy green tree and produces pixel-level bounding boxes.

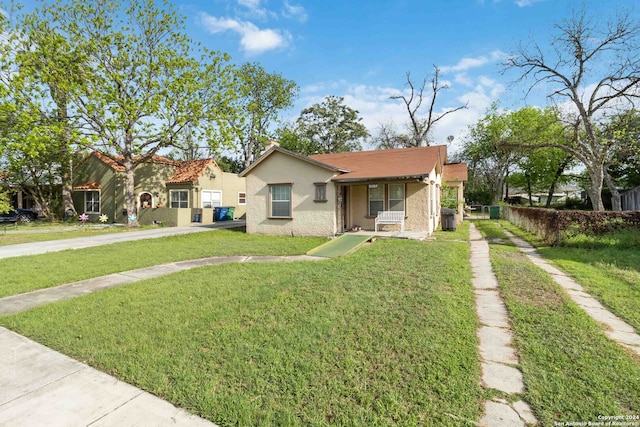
[28,0,235,226]
[0,5,85,219]
[461,105,519,204]
[0,190,11,214]
[602,109,640,195]
[216,62,298,169]
[296,96,369,154]
[216,155,244,174]
[506,8,640,210]
[461,105,572,205]
[274,124,314,155]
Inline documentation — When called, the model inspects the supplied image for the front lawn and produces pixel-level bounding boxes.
[0,230,482,426]
[0,229,326,298]
[475,220,640,424]
[0,222,152,246]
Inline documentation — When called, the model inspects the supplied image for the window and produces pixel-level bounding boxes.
[170,190,189,208]
[368,183,406,216]
[388,184,405,211]
[368,184,385,216]
[85,191,100,213]
[314,183,327,202]
[238,192,246,205]
[269,184,291,218]
[201,190,221,208]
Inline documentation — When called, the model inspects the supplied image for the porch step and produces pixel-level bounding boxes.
[306,234,374,258]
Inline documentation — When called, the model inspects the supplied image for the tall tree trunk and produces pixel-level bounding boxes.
[526,173,533,206]
[603,166,621,211]
[123,155,139,227]
[587,165,605,211]
[545,155,572,208]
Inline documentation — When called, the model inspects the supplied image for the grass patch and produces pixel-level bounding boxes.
[1,237,482,426]
[0,225,136,246]
[503,222,640,333]
[0,229,326,298]
[475,221,640,424]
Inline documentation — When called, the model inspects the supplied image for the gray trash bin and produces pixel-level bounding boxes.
[441,208,457,231]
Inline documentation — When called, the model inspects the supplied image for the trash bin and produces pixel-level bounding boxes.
[194,213,201,223]
[489,205,500,219]
[226,207,235,220]
[441,208,457,231]
[214,206,228,221]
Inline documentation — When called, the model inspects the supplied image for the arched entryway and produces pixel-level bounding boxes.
[139,192,153,209]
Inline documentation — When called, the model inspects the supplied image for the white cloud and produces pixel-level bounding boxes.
[440,50,506,73]
[199,13,290,55]
[514,0,545,7]
[282,1,308,22]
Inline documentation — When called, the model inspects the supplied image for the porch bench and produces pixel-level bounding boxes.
[375,211,405,232]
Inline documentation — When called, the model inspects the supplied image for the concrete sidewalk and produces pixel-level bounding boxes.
[0,327,217,426]
[0,221,245,260]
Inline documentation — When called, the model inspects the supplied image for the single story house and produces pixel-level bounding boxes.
[72,151,246,226]
[239,143,467,237]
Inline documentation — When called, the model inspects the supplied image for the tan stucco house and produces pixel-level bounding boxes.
[72,151,246,226]
[239,143,467,237]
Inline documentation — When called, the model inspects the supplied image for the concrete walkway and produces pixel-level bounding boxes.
[0,327,217,426]
[470,223,538,426]
[0,220,245,260]
[504,229,640,357]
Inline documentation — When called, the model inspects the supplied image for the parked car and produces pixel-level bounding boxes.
[0,208,39,224]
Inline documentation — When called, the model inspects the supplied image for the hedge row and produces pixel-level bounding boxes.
[504,206,640,244]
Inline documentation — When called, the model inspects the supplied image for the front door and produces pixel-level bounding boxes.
[342,186,349,231]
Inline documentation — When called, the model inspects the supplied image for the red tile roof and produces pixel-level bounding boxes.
[309,146,446,182]
[443,162,468,182]
[166,159,215,183]
[73,181,101,190]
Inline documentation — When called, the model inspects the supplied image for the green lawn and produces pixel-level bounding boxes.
[0,223,140,246]
[474,220,640,424]
[0,226,483,426]
[0,228,326,298]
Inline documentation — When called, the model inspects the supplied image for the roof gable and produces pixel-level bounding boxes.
[309,145,446,182]
[239,146,347,177]
[443,162,468,182]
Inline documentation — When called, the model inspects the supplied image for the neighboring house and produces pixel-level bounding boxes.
[72,151,246,226]
[622,186,640,211]
[239,143,467,237]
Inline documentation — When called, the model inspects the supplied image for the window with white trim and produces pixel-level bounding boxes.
[269,184,291,218]
[238,192,246,205]
[201,190,222,208]
[170,190,189,208]
[85,191,100,213]
[368,184,385,216]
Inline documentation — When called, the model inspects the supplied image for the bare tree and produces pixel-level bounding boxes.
[390,66,467,147]
[505,7,640,211]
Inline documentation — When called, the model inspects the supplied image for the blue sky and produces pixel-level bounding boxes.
[179,0,637,153]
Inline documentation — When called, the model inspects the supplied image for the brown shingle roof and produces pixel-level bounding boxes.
[166,159,215,184]
[443,162,468,182]
[309,146,446,182]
